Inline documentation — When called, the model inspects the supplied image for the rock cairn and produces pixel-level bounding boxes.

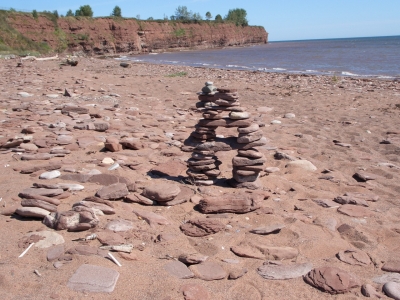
[187,82,267,188]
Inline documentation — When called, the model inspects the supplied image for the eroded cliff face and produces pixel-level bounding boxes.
[6,14,268,55]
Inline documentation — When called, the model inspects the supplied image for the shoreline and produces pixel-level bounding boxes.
[114,55,400,82]
[118,58,400,83]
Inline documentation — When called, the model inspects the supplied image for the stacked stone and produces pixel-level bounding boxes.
[186,148,221,186]
[190,82,219,143]
[214,87,266,189]
[187,82,267,188]
[231,122,267,189]
[186,82,222,186]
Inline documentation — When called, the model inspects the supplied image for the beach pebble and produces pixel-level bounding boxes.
[102,157,114,165]
[271,120,281,124]
[257,262,312,280]
[164,261,194,279]
[189,261,227,281]
[284,113,295,118]
[286,160,317,171]
[105,219,133,232]
[15,207,50,218]
[383,282,400,300]
[26,231,65,248]
[39,170,61,179]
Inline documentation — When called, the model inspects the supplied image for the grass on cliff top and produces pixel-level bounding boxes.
[0,10,52,56]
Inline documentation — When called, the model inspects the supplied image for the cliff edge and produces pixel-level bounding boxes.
[1,12,268,55]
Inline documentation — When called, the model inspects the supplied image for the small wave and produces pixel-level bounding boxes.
[341,71,358,76]
[226,64,250,69]
[306,70,318,73]
[149,53,158,55]
[273,68,286,71]
[377,75,395,79]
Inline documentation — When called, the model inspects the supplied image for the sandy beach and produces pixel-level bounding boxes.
[0,56,400,299]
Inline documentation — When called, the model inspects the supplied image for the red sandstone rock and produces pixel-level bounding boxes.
[304,267,361,294]
[180,218,225,237]
[199,193,262,214]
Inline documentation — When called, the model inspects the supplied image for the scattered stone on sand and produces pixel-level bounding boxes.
[25,231,65,249]
[132,208,170,228]
[361,284,383,298]
[337,204,372,218]
[47,244,65,261]
[337,249,370,266]
[257,262,312,280]
[141,182,181,202]
[189,261,227,281]
[382,261,400,273]
[383,282,400,300]
[304,267,360,294]
[95,183,129,200]
[250,224,285,235]
[180,218,225,237]
[198,193,263,214]
[285,160,317,171]
[164,261,195,279]
[229,267,248,280]
[105,219,133,232]
[180,283,210,300]
[15,206,51,218]
[179,253,208,265]
[231,242,298,260]
[67,264,119,293]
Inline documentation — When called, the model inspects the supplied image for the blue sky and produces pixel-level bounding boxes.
[2,0,400,41]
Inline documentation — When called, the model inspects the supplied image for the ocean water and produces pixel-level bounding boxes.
[124,35,400,78]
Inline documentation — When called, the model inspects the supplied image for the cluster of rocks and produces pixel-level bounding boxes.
[187,82,267,188]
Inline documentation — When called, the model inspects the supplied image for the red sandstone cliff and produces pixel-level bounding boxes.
[6,14,268,55]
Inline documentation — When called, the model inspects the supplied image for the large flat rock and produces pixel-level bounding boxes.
[67,264,119,293]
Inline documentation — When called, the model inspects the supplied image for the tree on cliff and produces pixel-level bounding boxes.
[205,12,212,20]
[225,8,248,26]
[75,5,93,17]
[66,9,74,17]
[174,6,192,21]
[111,6,122,17]
[215,14,223,23]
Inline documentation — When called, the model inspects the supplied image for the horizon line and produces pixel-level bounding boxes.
[269,34,400,43]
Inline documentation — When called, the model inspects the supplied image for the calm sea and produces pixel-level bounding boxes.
[124,35,400,79]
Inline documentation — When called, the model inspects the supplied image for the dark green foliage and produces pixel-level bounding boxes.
[53,10,59,18]
[174,6,191,21]
[205,12,212,20]
[111,6,121,17]
[173,6,203,23]
[225,8,248,26]
[75,5,93,17]
[66,9,74,17]
[215,14,223,22]
[32,10,38,19]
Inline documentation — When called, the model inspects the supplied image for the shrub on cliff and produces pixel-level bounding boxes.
[75,5,93,17]
[66,9,74,17]
[32,10,38,19]
[225,8,248,26]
